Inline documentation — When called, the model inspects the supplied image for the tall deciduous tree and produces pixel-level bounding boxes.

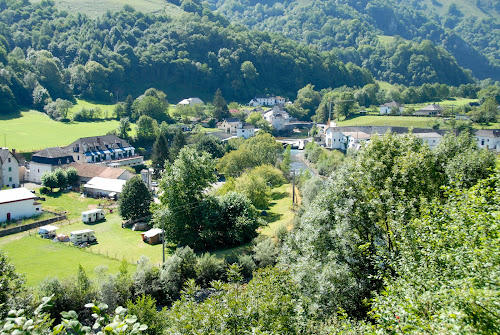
[119,176,153,221]
[153,147,216,247]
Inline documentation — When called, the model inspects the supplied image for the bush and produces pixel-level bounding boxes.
[39,186,50,195]
[195,253,225,287]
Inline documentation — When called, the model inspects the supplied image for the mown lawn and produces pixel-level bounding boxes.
[41,191,108,220]
[336,115,436,128]
[0,233,129,287]
[0,111,120,152]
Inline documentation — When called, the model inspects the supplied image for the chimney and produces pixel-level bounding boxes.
[12,149,15,154]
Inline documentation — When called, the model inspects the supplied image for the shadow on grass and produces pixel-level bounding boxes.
[264,212,283,224]
[271,191,288,201]
[0,112,22,121]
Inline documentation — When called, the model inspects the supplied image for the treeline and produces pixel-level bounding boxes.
[0,0,373,115]
[205,0,500,82]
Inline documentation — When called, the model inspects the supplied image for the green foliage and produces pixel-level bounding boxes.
[151,133,169,172]
[212,88,230,120]
[41,171,58,192]
[126,295,164,335]
[280,145,291,175]
[304,141,344,176]
[217,133,283,177]
[154,146,217,248]
[196,253,225,287]
[119,176,153,221]
[194,134,225,159]
[65,167,79,186]
[0,251,24,318]
[135,115,158,143]
[369,163,500,333]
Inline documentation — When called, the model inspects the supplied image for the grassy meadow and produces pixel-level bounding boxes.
[336,115,437,128]
[0,232,130,287]
[68,99,117,119]
[31,0,170,18]
[0,110,121,152]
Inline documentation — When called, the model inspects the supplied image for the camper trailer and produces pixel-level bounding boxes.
[82,209,105,223]
[38,225,58,239]
[141,228,164,245]
[70,229,97,245]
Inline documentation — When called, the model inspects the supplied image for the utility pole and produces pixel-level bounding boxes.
[292,170,295,210]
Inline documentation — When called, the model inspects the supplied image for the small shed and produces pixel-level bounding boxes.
[141,228,164,245]
[39,225,58,239]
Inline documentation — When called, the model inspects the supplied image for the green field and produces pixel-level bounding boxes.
[0,110,120,152]
[337,115,437,128]
[31,0,171,18]
[0,233,129,287]
[42,191,109,220]
[261,184,296,237]
[69,99,117,119]
[405,98,478,109]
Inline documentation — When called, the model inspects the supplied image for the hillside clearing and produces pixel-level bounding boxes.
[0,110,121,152]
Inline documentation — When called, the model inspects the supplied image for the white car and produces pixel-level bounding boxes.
[151,181,159,187]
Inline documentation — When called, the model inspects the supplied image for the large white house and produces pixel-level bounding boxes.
[27,147,75,184]
[65,135,142,167]
[249,95,286,106]
[0,187,41,222]
[263,106,290,131]
[218,118,241,134]
[236,123,256,139]
[0,148,20,189]
[475,129,500,152]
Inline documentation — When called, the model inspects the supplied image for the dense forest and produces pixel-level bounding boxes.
[204,0,500,82]
[0,0,376,113]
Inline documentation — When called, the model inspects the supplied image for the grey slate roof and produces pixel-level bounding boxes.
[0,148,10,164]
[380,101,403,107]
[33,147,72,159]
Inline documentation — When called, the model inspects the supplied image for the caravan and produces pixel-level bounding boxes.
[70,229,97,245]
[82,209,105,223]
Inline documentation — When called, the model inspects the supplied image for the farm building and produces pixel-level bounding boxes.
[415,104,444,116]
[68,163,134,183]
[83,177,127,198]
[0,187,41,222]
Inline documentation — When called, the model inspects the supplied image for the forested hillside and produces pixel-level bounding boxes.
[204,0,499,82]
[0,0,373,113]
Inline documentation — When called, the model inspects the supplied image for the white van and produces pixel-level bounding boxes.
[82,209,105,223]
[70,229,97,244]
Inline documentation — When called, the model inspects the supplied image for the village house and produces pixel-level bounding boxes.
[325,126,448,151]
[475,129,500,152]
[263,105,290,131]
[380,101,404,115]
[0,187,41,222]
[64,135,143,168]
[415,104,444,116]
[0,148,20,188]
[249,95,286,106]
[415,132,442,149]
[27,147,75,184]
[177,97,204,106]
[236,123,256,139]
[218,118,241,134]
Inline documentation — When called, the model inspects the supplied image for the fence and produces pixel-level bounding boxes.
[0,213,67,238]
